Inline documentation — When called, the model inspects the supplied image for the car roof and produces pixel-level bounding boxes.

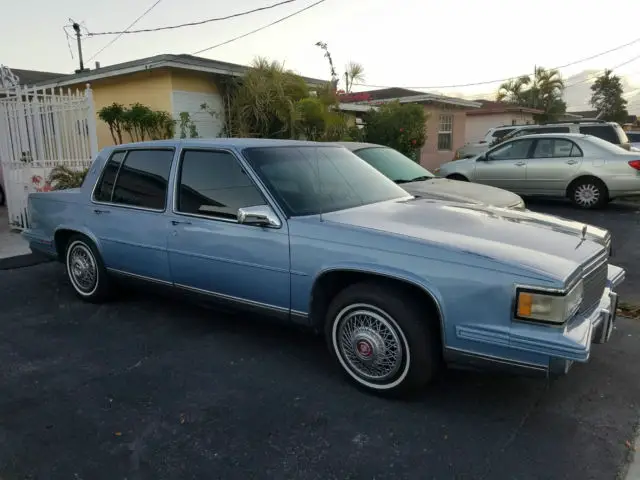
[102,138,346,151]
[508,132,588,139]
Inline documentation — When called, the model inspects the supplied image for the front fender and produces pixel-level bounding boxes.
[312,261,447,338]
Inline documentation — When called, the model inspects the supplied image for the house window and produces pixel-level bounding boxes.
[438,114,453,151]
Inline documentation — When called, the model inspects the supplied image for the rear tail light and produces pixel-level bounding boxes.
[629,160,640,171]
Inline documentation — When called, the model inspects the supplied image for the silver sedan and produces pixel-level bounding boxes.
[436,133,640,209]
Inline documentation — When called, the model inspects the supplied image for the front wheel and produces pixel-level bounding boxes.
[325,282,440,397]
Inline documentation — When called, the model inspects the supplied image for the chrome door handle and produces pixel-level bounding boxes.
[171,220,192,226]
[514,161,526,166]
[566,159,578,165]
[93,209,110,214]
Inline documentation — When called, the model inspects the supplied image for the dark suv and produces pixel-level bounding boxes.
[494,119,630,149]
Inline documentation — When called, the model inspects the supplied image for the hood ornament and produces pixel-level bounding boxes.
[581,225,588,240]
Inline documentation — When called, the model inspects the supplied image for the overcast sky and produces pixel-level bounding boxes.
[2,0,640,105]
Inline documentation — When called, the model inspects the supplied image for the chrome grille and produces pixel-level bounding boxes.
[579,254,608,315]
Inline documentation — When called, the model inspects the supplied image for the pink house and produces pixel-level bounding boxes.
[338,88,481,171]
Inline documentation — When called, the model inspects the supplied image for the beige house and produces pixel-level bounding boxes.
[464,100,543,144]
[338,88,481,170]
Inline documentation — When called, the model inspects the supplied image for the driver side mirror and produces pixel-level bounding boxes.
[237,205,282,228]
[477,154,488,161]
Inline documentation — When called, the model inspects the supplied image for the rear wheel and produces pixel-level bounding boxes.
[65,234,111,303]
[569,177,608,209]
[447,174,469,182]
[325,282,440,397]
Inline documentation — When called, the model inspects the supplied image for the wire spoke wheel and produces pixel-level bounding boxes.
[67,242,98,294]
[333,303,409,388]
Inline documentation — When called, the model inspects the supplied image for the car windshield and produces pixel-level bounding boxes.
[242,145,411,217]
[352,146,435,183]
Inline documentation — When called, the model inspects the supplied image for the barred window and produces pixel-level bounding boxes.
[438,114,453,151]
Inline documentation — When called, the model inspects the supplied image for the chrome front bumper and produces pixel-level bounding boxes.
[507,265,625,374]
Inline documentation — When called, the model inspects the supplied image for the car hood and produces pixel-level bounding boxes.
[322,198,606,281]
[400,178,522,208]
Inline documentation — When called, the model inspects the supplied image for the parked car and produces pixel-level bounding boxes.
[336,142,525,209]
[339,141,611,251]
[437,133,640,209]
[496,119,631,149]
[454,119,631,161]
[626,131,640,149]
[454,126,521,160]
[23,139,625,396]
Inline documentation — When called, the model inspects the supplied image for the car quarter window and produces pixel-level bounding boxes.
[579,125,619,144]
[106,149,174,210]
[176,149,266,220]
[532,138,583,158]
[487,139,534,160]
[93,151,126,202]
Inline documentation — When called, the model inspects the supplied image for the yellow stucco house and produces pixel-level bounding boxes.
[34,54,325,149]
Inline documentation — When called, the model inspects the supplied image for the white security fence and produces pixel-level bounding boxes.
[0,83,98,229]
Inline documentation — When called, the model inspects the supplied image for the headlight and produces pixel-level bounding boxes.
[515,281,583,324]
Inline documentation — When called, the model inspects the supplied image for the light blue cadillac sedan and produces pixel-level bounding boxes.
[23,139,625,396]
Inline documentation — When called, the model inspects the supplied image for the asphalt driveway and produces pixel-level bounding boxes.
[0,263,638,479]
[527,199,640,305]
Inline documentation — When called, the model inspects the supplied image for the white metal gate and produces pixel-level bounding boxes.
[0,77,98,229]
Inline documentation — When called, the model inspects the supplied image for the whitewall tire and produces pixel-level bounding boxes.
[65,235,111,303]
[325,282,439,397]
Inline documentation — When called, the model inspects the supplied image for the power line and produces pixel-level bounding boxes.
[352,36,640,91]
[86,0,164,63]
[87,0,297,36]
[563,52,640,89]
[193,0,325,55]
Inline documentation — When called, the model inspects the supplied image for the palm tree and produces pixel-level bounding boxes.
[496,75,531,103]
[496,67,566,121]
[344,61,365,93]
[230,57,309,138]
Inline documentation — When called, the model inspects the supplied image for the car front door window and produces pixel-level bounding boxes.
[168,148,290,313]
[176,149,266,220]
[487,139,533,160]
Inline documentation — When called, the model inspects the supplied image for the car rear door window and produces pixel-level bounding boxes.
[532,139,582,158]
[110,149,174,210]
[94,151,126,202]
[579,125,619,144]
[176,149,266,220]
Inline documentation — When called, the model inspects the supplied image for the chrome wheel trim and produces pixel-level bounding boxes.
[66,240,99,296]
[574,183,600,207]
[331,303,410,390]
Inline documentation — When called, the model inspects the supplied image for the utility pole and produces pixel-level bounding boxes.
[72,22,86,73]
[531,64,536,109]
